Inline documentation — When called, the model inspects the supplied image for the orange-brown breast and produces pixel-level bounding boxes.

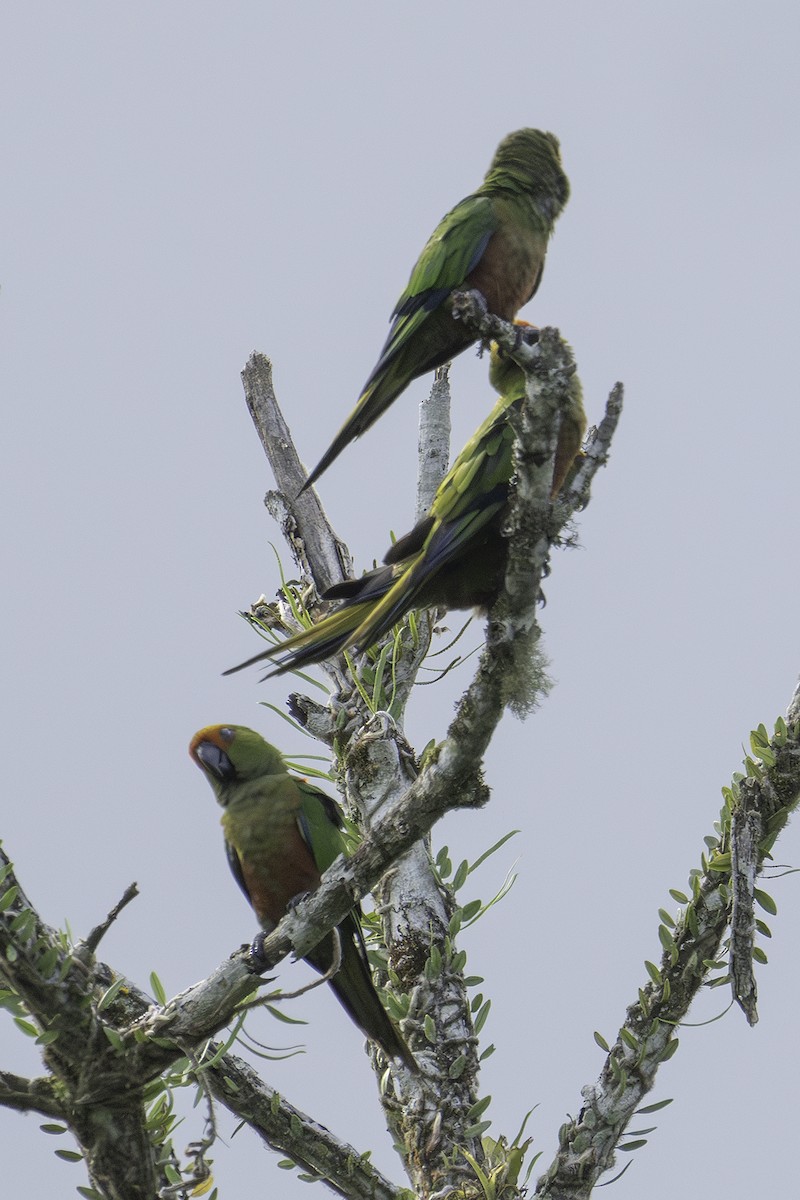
[467,222,546,318]
[224,803,321,929]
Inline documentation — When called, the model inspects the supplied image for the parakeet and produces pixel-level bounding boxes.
[225,325,586,679]
[303,127,570,489]
[190,723,414,1068]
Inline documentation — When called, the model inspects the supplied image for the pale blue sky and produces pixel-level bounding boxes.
[2,4,799,1197]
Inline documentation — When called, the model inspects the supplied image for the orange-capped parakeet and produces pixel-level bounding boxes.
[189,723,414,1068]
[304,127,569,488]
[227,325,585,678]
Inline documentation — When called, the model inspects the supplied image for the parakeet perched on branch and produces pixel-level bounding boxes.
[226,325,585,679]
[189,723,414,1068]
[303,127,570,489]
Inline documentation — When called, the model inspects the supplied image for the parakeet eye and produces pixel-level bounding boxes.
[219,726,235,743]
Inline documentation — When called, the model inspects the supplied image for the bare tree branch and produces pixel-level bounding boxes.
[241,352,352,592]
[415,363,451,518]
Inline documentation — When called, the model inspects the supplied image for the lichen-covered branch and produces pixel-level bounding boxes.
[205,1053,401,1200]
[534,695,800,1199]
[0,846,405,1200]
[0,850,161,1199]
[235,325,620,1197]
[0,1071,65,1119]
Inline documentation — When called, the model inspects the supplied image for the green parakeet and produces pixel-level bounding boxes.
[303,127,570,489]
[189,723,414,1068]
[226,324,586,678]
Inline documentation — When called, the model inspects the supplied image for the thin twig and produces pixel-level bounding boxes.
[77,882,140,959]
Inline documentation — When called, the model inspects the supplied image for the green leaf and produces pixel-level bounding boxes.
[39,1123,68,1134]
[264,1004,308,1025]
[97,977,127,1012]
[36,948,59,978]
[658,925,677,954]
[619,1139,648,1152]
[620,1028,639,1051]
[636,1097,673,1114]
[450,949,467,973]
[659,1038,680,1061]
[424,1015,436,1044]
[0,886,19,912]
[54,1149,83,1162]
[452,860,469,892]
[448,1054,468,1079]
[448,910,463,938]
[754,889,777,916]
[10,909,35,937]
[149,971,167,1005]
[468,830,519,874]
[752,946,768,964]
[459,1148,494,1199]
[474,1000,491,1035]
[479,1043,495,1061]
[425,946,442,980]
[463,1119,493,1140]
[467,1094,492,1121]
[593,1031,610,1051]
[102,1026,124,1051]
[644,960,662,985]
[668,889,689,904]
[14,1017,39,1038]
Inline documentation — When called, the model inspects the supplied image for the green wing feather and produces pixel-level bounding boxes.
[341,391,518,650]
[237,388,519,678]
[383,195,497,349]
[295,781,347,874]
[302,196,498,489]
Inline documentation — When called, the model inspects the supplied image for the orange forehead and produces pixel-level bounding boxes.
[188,724,236,760]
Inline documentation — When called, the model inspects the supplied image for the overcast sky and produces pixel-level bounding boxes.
[2,4,799,1197]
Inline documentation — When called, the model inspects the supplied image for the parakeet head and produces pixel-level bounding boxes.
[488,320,538,399]
[485,128,570,218]
[189,724,286,802]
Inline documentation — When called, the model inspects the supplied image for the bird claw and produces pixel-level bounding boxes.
[450,287,488,326]
[249,932,270,970]
[286,890,313,914]
[513,323,540,351]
